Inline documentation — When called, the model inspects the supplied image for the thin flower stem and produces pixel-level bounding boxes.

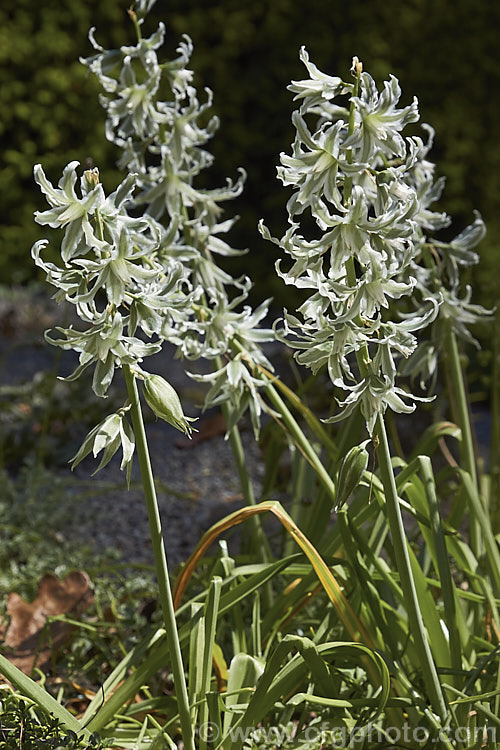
[418,456,462,689]
[211,347,271,561]
[341,71,445,713]
[444,325,478,488]
[265,381,337,504]
[122,364,195,750]
[223,410,256,508]
[181,181,269,559]
[375,413,447,720]
[127,7,142,42]
[444,323,480,555]
[491,314,500,533]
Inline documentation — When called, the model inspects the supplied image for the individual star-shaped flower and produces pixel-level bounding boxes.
[345,73,419,163]
[34,162,105,261]
[325,370,433,435]
[288,47,352,108]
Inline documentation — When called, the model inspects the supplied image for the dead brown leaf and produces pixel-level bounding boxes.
[1,571,94,674]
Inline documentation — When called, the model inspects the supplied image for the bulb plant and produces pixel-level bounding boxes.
[261,50,449,719]
[1,3,499,748]
[258,50,499,742]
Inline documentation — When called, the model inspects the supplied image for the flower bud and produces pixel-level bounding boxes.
[142,373,196,437]
[84,167,100,189]
[335,440,370,511]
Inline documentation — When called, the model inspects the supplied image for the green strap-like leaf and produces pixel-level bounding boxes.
[0,652,89,737]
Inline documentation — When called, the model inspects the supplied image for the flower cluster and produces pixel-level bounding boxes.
[33,5,275,478]
[81,7,274,436]
[30,164,188,383]
[31,161,196,476]
[262,52,442,434]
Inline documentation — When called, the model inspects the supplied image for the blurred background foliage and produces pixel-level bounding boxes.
[2,0,499,316]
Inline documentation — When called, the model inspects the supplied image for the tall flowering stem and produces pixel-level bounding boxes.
[82,3,276,556]
[31,8,278,741]
[32,159,197,745]
[263,51,449,717]
[375,416,448,718]
[444,326,478,509]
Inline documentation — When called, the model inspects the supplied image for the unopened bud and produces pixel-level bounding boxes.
[84,167,100,189]
[142,373,197,437]
[351,56,363,77]
[335,440,369,511]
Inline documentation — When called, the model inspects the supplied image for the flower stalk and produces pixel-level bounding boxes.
[262,49,465,719]
[123,364,195,750]
[444,323,481,553]
[264,380,337,504]
[375,414,447,719]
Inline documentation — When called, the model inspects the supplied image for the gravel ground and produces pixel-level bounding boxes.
[65,416,266,569]
[0,286,271,570]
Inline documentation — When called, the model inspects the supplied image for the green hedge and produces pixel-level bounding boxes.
[2,0,499,311]
[0,0,124,282]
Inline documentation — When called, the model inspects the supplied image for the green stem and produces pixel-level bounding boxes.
[94,183,193,743]
[183,183,269,560]
[375,414,447,720]
[444,324,477,487]
[265,382,337,504]
[444,323,481,555]
[224,409,256,507]
[341,74,446,714]
[128,7,142,41]
[123,364,195,750]
[491,312,500,533]
[212,352,271,561]
[419,456,462,689]
[284,447,307,555]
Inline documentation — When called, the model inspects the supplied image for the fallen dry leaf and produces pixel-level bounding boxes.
[1,571,94,674]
